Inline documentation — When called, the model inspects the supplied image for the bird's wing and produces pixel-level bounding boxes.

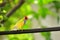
[10,18,24,30]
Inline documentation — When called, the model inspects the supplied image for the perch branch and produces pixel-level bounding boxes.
[0,27,60,35]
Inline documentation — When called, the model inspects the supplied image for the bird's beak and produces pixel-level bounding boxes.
[27,14,33,19]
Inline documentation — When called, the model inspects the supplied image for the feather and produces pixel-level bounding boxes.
[11,17,27,30]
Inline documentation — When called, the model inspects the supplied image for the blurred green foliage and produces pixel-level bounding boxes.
[0,0,60,40]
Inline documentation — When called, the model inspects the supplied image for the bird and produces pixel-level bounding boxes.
[10,16,28,30]
[10,14,33,30]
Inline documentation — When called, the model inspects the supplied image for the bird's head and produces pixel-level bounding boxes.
[24,16,28,20]
[24,14,33,20]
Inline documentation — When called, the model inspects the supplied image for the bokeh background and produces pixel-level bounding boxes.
[0,0,60,40]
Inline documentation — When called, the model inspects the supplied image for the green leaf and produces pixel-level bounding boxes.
[51,1,60,13]
[9,37,19,40]
[13,0,19,4]
[0,15,3,21]
[0,0,3,3]
[32,11,39,20]
[4,20,12,30]
[40,26,51,40]
[39,8,48,19]
[0,26,5,31]
[34,13,39,20]
[41,32,51,40]
[38,0,53,5]
[26,0,34,4]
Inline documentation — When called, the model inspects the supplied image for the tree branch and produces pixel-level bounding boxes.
[6,0,25,17]
[1,0,25,23]
[0,27,60,35]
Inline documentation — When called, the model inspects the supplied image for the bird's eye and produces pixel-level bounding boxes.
[25,16,28,20]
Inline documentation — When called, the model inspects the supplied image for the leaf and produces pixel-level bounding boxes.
[31,11,39,20]
[0,15,3,21]
[9,37,19,40]
[39,8,48,19]
[20,3,32,15]
[40,26,51,40]
[53,1,60,10]
[26,0,34,4]
[0,0,3,3]
[4,20,12,30]
[0,26,5,31]
[38,0,49,19]
[34,13,39,20]
[13,0,19,4]
[3,3,12,12]
[41,32,51,40]
[38,0,53,5]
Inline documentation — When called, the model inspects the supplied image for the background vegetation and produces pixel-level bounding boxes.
[0,0,60,40]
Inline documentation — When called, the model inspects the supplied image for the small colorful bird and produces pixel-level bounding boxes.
[10,16,28,30]
[10,15,33,30]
